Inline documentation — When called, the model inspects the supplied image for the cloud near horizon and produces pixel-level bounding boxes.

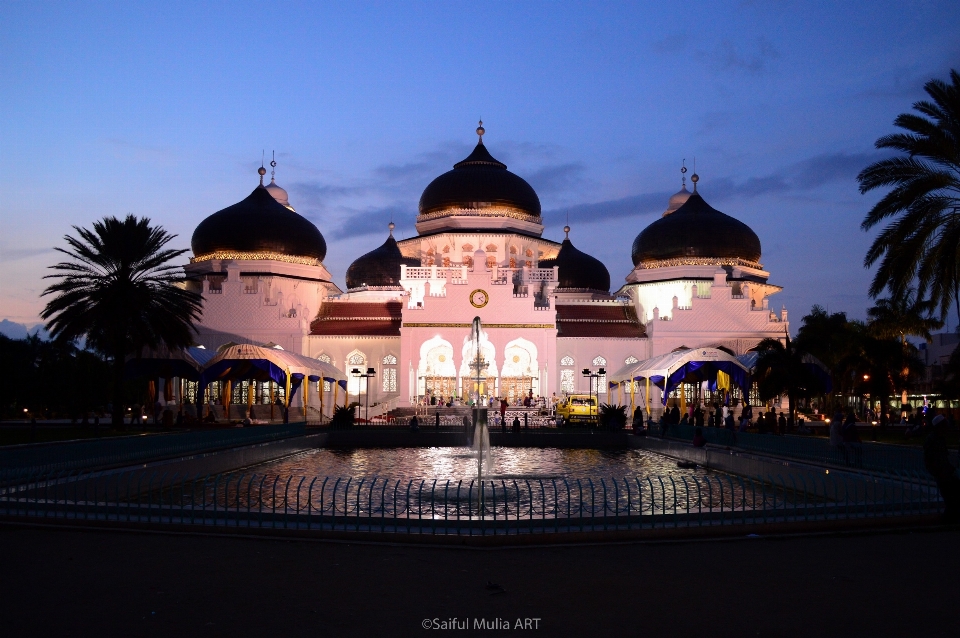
[545,150,887,226]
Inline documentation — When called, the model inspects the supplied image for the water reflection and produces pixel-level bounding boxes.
[252,447,701,481]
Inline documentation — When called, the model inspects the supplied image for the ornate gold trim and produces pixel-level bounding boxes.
[635,257,762,270]
[417,205,541,223]
[191,251,324,267]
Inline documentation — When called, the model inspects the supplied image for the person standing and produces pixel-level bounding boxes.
[632,406,644,432]
[692,426,707,448]
[841,411,861,466]
[924,415,960,522]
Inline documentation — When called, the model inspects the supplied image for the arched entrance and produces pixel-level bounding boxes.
[418,337,456,400]
[501,337,539,402]
[459,330,498,402]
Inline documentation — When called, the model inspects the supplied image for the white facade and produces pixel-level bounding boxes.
[185,153,789,414]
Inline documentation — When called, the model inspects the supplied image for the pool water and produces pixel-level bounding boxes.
[250,447,708,482]
[149,447,815,518]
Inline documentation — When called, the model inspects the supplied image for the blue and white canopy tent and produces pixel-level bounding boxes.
[608,347,751,413]
[199,344,347,420]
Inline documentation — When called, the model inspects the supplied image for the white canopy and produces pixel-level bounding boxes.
[608,347,751,403]
[200,344,347,385]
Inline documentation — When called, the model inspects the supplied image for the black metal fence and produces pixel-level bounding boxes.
[0,467,939,536]
[0,423,306,480]
[661,423,936,475]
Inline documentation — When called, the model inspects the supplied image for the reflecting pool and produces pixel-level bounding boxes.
[250,447,708,481]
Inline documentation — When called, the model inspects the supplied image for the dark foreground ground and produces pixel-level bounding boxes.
[0,525,957,638]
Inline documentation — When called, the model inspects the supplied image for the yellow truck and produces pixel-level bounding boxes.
[555,394,598,426]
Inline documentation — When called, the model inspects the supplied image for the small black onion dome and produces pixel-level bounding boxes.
[191,186,327,261]
[418,142,541,218]
[540,238,611,292]
[631,191,761,266]
[345,233,419,289]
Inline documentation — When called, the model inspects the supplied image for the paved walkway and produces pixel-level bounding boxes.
[0,525,956,637]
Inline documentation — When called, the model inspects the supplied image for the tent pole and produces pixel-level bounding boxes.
[304,377,309,420]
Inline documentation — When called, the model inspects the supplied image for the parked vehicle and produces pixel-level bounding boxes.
[555,395,597,426]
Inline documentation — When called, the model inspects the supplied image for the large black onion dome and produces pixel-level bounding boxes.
[631,191,761,266]
[540,238,610,292]
[418,142,541,218]
[191,186,327,261]
[345,233,419,289]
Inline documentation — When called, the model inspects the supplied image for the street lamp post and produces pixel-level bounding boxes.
[862,374,871,420]
[582,367,605,427]
[351,367,377,424]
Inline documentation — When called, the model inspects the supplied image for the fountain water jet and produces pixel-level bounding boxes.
[470,316,492,513]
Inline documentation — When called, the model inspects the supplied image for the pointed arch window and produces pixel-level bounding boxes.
[592,356,607,394]
[382,354,398,392]
[560,355,575,394]
[624,355,639,365]
[347,351,367,396]
[317,354,332,389]
[348,353,365,366]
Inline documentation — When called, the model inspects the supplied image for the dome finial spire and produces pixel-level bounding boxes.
[563,224,571,239]
[476,119,485,144]
[258,150,266,186]
[691,157,699,192]
[270,151,277,182]
[681,159,687,187]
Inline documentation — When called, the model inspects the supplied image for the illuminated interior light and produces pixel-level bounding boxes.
[191,251,324,267]
[635,257,763,270]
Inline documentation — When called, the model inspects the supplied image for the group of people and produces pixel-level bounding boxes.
[421,390,552,410]
[408,411,528,436]
[650,402,789,436]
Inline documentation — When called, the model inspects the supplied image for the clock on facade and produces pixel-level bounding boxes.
[469,289,489,308]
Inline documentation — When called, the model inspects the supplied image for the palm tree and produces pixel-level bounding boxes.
[754,333,826,429]
[794,305,852,406]
[859,69,960,323]
[41,215,202,427]
[867,288,943,346]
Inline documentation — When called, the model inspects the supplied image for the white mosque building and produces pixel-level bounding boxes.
[183,124,788,413]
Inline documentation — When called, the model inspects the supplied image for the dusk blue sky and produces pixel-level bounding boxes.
[2,1,959,332]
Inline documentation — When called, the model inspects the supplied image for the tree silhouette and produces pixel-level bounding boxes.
[859,69,960,322]
[41,215,202,427]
